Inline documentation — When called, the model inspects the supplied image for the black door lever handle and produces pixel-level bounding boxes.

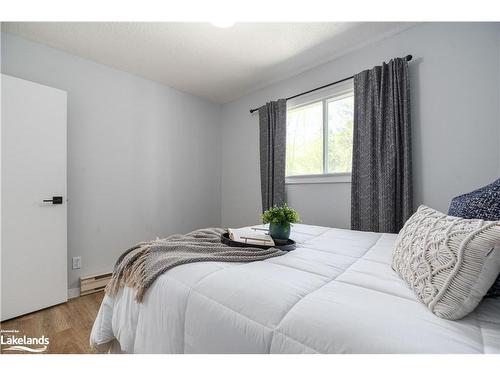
[43,196,63,204]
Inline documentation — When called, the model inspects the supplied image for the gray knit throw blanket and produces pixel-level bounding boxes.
[106,228,285,302]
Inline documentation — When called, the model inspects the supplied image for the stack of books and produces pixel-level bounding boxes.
[227,226,275,246]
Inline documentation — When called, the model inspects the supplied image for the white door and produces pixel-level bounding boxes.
[1,74,68,321]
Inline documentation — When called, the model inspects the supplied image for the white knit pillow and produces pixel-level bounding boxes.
[392,205,500,320]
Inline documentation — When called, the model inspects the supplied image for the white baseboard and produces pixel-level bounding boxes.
[68,287,80,299]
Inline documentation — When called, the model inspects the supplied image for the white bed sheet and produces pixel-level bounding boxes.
[90,224,500,353]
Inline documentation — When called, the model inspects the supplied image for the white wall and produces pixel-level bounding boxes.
[221,22,500,228]
[498,25,500,174]
[1,32,222,291]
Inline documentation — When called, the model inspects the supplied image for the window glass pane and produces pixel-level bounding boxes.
[286,102,323,176]
[327,95,353,173]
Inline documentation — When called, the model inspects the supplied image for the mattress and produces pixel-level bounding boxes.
[90,224,500,353]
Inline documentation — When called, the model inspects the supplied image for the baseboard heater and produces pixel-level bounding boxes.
[80,272,112,296]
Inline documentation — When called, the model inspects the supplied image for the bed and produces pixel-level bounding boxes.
[90,224,500,353]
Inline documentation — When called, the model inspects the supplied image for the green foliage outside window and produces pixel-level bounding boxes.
[286,94,353,176]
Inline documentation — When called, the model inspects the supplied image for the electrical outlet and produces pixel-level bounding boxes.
[72,256,81,270]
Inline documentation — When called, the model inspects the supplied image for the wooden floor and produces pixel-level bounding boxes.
[1,292,104,354]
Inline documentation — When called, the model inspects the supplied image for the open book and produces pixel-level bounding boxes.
[227,226,275,246]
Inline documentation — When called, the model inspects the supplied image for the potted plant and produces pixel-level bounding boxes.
[262,204,300,242]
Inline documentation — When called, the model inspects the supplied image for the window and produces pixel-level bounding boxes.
[286,80,354,183]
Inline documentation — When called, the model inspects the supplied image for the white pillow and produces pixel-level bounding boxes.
[392,205,500,320]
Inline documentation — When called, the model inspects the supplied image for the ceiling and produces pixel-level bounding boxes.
[2,22,415,103]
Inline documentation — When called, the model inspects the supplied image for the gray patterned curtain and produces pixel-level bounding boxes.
[351,58,413,233]
[258,99,286,212]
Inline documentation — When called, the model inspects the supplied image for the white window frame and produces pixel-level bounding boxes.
[285,79,354,185]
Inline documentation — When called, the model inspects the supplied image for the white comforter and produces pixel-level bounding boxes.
[90,224,500,353]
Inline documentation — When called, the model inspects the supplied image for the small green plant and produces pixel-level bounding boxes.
[262,204,300,229]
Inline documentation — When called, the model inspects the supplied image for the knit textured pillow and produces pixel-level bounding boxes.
[392,205,500,320]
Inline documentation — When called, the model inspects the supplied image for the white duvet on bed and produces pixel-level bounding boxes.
[90,224,500,354]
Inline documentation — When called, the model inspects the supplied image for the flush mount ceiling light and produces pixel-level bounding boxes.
[210,20,235,28]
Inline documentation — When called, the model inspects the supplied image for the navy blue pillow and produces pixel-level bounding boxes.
[448,178,500,298]
[449,178,500,220]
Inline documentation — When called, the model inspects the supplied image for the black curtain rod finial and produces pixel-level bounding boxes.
[250,54,413,114]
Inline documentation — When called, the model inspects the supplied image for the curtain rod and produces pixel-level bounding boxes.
[249,54,413,114]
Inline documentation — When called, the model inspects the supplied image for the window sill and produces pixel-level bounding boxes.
[285,173,351,185]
